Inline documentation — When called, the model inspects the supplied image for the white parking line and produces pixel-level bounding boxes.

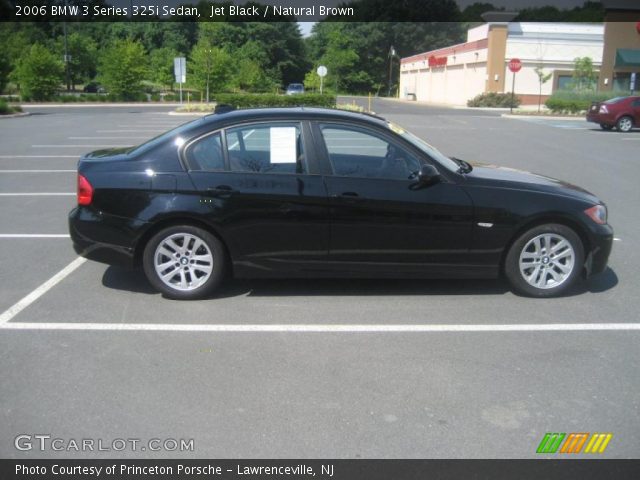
[0,257,86,325]
[68,136,148,140]
[0,170,75,173]
[0,234,70,238]
[0,193,74,196]
[0,155,78,158]
[31,145,130,148]
[97,130,163,133]
[1,322,639,332]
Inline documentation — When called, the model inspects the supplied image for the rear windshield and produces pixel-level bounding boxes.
[127,118,203,156]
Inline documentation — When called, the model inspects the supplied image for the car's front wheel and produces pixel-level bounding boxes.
[505,224,584,297]
[616,116,633,133]
[143,225,226,299]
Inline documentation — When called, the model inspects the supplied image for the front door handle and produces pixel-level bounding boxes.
[207,185,237,197]
[333,192,360,202]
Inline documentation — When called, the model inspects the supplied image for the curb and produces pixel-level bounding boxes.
[0,112,30,119]
[501,114,587,121]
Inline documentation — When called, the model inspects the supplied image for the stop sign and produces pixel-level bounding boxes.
[508,58,522,73]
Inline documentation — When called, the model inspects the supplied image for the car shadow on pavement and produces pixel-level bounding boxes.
[101,265,618,299]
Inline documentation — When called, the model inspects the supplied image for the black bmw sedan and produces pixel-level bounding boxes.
[69,107,613,299]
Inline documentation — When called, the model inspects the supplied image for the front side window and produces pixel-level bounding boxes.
[225,123,305,174]
[320,125,421,180]
[184,132,224,171]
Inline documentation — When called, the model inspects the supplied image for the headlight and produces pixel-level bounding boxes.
[584,204,607,225]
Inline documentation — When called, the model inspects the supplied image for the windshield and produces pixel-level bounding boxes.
[128,118,204,156]
[387,122,460,172]
[603,97,625,104]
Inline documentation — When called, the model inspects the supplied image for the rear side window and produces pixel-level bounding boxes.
[225,123,305,174]
[184,133,224,171]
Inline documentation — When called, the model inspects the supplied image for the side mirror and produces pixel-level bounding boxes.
[417,164,441,185]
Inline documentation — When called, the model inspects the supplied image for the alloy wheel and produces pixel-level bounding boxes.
[618,117,633,132]
[154,233,214,291]
[518,233,575,290]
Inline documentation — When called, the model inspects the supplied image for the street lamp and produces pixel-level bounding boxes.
[63,0,70,91]
[388,45,397,97]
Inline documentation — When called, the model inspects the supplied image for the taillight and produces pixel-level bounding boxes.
[599,105,608,114]
[584,205,607,225]
[77,174,93,206]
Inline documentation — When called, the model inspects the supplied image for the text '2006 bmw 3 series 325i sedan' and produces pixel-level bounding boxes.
[69,107,613,299]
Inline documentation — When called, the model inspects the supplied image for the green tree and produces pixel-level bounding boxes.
[13,44,64,100]
[534,66,553,112]
[189,41,233,101]
[572,57,597,91]
[150,47,178,91]
[0,50,10,94]
[98,39,148,100]
[57,33,98,90]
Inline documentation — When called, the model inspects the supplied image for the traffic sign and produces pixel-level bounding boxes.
[508,58,522,73]
[174,57,186,84]
[317,66,328,77]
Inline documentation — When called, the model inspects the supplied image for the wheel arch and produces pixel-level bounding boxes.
[500,214,591,275]
[133,216,234,275]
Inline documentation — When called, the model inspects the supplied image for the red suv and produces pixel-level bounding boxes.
[587,95,640,132]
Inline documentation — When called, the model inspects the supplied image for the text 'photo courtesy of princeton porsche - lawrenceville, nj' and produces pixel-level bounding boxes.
[1,1,640,479]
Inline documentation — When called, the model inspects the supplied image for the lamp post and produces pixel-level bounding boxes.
[63,0,70,91]
[206,49,211,104]
[388,46,396,97]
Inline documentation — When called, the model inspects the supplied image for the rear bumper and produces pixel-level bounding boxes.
[69,206,141,268]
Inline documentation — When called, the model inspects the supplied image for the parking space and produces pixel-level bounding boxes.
[1,101,639,458]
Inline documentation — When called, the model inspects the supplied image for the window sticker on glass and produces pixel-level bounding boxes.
[270,127,297,164]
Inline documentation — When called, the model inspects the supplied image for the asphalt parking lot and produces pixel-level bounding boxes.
[0,99,639,459]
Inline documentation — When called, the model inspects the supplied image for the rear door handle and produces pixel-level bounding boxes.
[206,185,237,197]
[332,191,361,202]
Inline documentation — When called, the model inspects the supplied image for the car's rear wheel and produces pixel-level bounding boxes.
[616,116,633,133]
[600,124,613,131]
[505,224,584,297]
[143,225,226,299]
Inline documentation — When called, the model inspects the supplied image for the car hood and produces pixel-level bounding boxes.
[464,163,600,203]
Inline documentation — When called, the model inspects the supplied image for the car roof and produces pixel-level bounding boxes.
[200,107,388,128]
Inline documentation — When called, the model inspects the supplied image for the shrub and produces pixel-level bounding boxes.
[0,98,22,114]
[213,93,336,109]
[467,92,520,108]
[545,90,628,114]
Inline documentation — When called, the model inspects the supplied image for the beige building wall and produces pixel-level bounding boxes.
[399,22,604,106]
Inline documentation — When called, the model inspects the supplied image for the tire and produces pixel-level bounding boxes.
[143,225,226,299]
[504,223,584,298]
[600,124,613,131]
[616,116,633,133]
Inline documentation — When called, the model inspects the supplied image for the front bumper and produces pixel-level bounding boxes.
[584,223,613,277]
[69,206,142,268]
